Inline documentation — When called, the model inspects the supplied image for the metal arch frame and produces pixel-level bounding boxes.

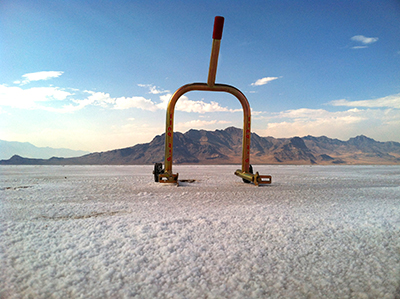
[163,82,252,174]
[157,17,271,186]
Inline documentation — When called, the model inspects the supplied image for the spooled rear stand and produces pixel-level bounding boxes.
[154,16,271,186]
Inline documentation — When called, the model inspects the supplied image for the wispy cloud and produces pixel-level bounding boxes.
[257,107,399,141]
[329,94,400,109]
[14,71,64,85]
[0,84,72,109]
[156,93,241,114]
[254,93,400,142]
[61,91,159,112]
[351,35,379,44]
[1,77,243,114]
[114,96,158,111]
[138,84,170,94]
[350,35,378,49]
[176,119,231,130]
[251,77,279,86]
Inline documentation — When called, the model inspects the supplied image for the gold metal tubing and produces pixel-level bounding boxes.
[207,39,221,87]
[234,169,254,182]
[164,82,251,174]
[234,170,272,186]
[159,16,271,185]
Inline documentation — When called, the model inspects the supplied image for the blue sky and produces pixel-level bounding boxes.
[1,0,399,152]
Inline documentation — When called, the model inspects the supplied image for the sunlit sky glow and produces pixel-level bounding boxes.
[1,0,400,152]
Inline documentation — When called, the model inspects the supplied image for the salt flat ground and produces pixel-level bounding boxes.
[1,165,399,299]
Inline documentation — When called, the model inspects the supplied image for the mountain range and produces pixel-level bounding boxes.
[1,127,399,165]
[0,139,89,160]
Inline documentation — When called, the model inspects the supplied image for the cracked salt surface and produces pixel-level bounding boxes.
[1,165,400,298]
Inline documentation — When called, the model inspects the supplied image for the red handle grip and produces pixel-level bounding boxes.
[212,16,224,40]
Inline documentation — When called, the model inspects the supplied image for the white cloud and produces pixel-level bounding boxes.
[53,92,104,112]
[150,86,169,95]
[251,77,279,86]
[157,94,172,110]
[0,84,72,109]
[0,84,161,113]
[36,91,116,113]
[16,71,64,85]
[329,94,400,109]
[351,46,368,49]
[3,72,249,115]
[0,82,243,114]
[156,93,241,114]
[83,91,116,107]
[64,91,158,112]
[176,119,231,130]
[255,106,400,142]
[177,98,232,114]
[350,35,378,49]
[253,93,400,141]
[138,84,170,94]
[114,96,158,111]
[351,35,379,45]
[251,108,264,116]
[264,107,367,126]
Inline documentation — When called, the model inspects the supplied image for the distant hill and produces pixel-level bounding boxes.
[1,127,399,165]
[0,139,89,160]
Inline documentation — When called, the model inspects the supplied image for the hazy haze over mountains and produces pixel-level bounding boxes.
[0,140,89,160]
[1,127,399,165]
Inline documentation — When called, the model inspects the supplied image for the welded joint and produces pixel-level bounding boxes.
[158,172,179,184]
